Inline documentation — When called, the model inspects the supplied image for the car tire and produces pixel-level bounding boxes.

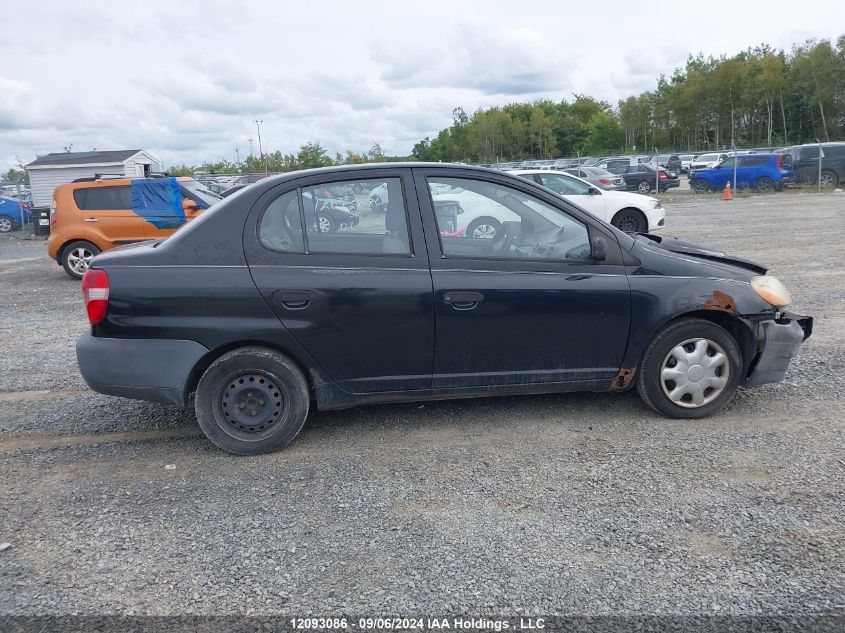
[755,176,775,193]
[0,214,15,233]
[61,240,101,279]
[637,180,652,194]
[315,214,335,233]
[369,195,385,213]
[611,208,647,233]
[690,179,709,193]
[636,318,742,419]
[195,347,310,455]
[466,217,501,239]
[819,170,838,189]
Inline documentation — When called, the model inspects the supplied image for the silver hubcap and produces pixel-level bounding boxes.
[660,338,729,408]
[67,248,93,274]
[317,217,331,232]
[472,224,497,238]
[0,218,11,232]
[639,182,650,193]
[820,174,834,188]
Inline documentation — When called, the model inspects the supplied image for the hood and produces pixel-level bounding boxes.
[602,189,657,204]
[636,233,768,275]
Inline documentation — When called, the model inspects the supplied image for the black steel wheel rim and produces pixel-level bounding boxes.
[617,213,641,233]
[217,371,289,438]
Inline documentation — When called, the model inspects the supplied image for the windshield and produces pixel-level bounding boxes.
[181,179,222,207]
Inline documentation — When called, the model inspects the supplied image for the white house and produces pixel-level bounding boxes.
[26,150,162,208]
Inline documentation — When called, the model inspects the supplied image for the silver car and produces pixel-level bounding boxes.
[563,166,626,191]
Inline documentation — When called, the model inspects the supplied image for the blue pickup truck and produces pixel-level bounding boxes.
[689,153,794,193]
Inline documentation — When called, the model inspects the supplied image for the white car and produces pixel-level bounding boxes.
[507,169,665,234]
[688,152,731,172]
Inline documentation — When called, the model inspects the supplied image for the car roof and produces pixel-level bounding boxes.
[505,169,595,187]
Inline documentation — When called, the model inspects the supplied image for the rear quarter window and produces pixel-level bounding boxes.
[73,186,132,211]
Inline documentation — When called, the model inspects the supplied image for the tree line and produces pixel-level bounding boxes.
[413,35,845,163]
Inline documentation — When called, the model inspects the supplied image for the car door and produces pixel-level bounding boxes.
[413,168,631,389]
[75,184,147,247]
[533,172,608,222]
[243,168,435,393]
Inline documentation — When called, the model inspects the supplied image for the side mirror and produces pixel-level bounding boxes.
[589,187,601,195]
[591,236,608,261]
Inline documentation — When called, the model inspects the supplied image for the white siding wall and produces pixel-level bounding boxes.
[27,164,124,208]
[124,155,162,176]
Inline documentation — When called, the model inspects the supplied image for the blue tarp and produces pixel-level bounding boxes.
[131,178,185,229]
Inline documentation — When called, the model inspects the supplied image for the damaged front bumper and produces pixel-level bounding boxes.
[745,311,813,386]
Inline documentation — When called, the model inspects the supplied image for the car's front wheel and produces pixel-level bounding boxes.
[61,240,101,279]
[611,208,647,233]
[315,214,335,233]
[0,214,15,233]
[195,347,310,455]
[466,217,501,239]
[636,318,742,419]
[819,170,838,189]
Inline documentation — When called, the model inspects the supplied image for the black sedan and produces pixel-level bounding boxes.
[76,164,811,454]
[605,163,680,193]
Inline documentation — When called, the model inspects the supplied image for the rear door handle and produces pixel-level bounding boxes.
[443,291,484,310]
[273,290,316,310]
[83,218,99,223]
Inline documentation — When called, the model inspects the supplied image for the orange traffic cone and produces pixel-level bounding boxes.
[722,180,732,200]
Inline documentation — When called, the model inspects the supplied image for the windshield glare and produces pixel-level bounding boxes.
[182,180,222,207]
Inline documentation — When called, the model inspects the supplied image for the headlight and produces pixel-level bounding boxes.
[653,199,662,209]
[751,275,792,307]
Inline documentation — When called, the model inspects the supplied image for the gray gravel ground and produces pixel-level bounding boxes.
[1,192,844,619]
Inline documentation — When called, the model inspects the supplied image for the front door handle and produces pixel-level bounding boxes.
[273,290,316,310]
[443,291,484,310]
[83,218,99,223]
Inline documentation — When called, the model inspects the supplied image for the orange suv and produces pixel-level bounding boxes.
[47,176,220,278]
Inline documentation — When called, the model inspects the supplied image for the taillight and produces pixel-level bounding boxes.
[81,269,109,325]
[599,178,611,185]
[776,154,784,169]
[50,198,57,225]
[658,172,668,180]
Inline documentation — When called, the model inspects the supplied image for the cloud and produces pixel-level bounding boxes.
[372,19,573,95]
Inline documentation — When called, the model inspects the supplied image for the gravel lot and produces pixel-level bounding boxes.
[1,192,843,619]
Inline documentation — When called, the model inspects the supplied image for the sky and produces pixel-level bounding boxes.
[1,0,843,172]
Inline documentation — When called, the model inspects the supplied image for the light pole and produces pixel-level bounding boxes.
[253,120,265,173]
[248,138,254,158]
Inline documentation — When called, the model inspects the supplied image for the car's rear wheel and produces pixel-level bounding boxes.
[690,178,710,193]
[819,170,838,189]
[755,176,775,193]
[195,347,310,455]
[637,180,652,194]
[611,208,647,233]
[636,318,742,419]
[0,214,15,233]
[61,241,100,279]
[466,217,501,239]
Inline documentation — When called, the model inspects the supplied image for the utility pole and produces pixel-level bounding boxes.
[817,139,824,193]
[253,120,265,173]
[248,139,254,158]
[235,147,240,165]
